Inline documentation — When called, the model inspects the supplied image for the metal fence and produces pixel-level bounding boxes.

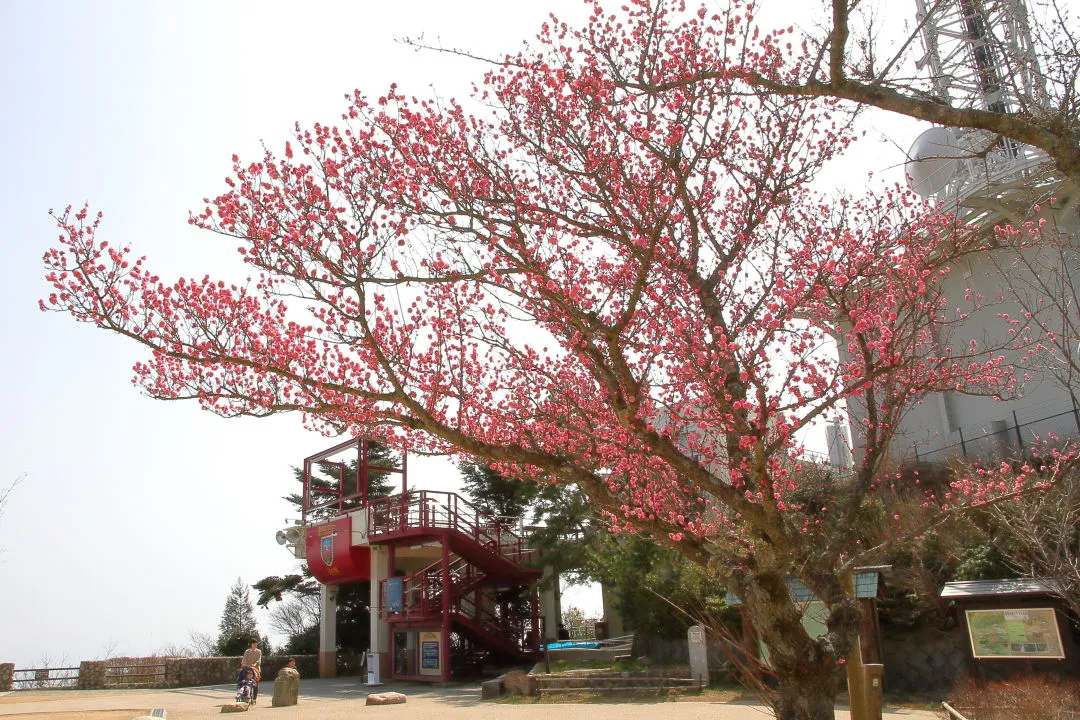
[11,666,79,690]
[914,406,1080,463]
[565,622,598,641]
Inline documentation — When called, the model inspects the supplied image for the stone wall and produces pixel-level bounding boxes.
[880,625,968,695]
[160,654,318,687]
[77,661,108,689]
[630,633,736,678]
[163,657,239,687]
[2,655,318,691]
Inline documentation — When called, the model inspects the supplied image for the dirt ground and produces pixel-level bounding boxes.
[0,680,943,720]
[0,712,141,720]
[0,691,105,705]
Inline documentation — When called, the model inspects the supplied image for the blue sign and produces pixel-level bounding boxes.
[421,640,440,669]
[386,578,404,613]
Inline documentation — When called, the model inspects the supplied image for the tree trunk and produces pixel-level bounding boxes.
[774,674,838,720]
[766,644,843,720]
[732,562,859,720]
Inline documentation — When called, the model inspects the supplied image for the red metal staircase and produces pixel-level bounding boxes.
[369,491,542,677]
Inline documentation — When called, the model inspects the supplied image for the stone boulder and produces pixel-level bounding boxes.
[366,691,407,705]
[271,667,301,707]
[503,670,536,696]
[220,703,249,713]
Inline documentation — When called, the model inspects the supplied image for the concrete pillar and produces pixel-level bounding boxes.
[319,583,338,678]
[368,545,391,676]
[539,565,562,641]
[440,539,452,682]
[601,583,625,637]
[0,663,13,691]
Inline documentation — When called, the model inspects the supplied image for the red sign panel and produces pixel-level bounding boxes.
[306,517,371,584]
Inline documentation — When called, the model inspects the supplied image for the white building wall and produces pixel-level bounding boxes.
[847,203,1080,462]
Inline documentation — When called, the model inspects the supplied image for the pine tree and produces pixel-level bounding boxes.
[285,442,400,522]
[458,459,538,518]
[216,578,264,656]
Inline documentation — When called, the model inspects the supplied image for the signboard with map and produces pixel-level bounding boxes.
[966,608,1064,659]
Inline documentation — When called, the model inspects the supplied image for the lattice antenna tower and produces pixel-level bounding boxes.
[915,0,1046,113]
[906,0,1053,204]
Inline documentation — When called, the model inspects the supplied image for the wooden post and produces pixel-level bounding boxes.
[842,573,868,720]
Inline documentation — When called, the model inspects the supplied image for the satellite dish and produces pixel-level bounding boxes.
[905,127,965,198]
[275,529,288,545]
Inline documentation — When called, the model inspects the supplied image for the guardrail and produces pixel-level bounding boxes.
[914,407,1079,463]
[10,666,79,690]
[367,490,534,564]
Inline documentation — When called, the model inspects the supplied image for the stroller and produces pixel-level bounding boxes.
[236,666,260,705]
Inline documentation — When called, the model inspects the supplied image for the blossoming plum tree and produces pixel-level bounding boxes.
[42,2,1050,717]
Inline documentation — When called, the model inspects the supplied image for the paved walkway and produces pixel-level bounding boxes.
[0,680,942,720]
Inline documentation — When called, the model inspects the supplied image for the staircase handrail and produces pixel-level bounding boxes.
[366,490,533,562]
[453,586,527,641]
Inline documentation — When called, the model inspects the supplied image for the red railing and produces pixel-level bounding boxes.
[369,490,538,657]
[454,587,529,647]
[379,552,503,617]
[379,570,532,651]
[365,490,534,564]
[300,438,407,523]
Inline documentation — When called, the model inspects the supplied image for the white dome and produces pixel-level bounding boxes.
[905,127,965,198]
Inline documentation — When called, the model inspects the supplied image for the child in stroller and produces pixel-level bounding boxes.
[236,666,259,705]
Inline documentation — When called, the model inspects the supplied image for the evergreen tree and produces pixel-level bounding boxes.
[460,460,728,634]
[459,459,539,518]
[216,578,265,656]
[459,458,598,580]
[287,442,399,522]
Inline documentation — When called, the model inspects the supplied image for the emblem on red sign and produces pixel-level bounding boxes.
[319,525,338,566]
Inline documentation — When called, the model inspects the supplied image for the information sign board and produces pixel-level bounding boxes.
[966,608,1064,659]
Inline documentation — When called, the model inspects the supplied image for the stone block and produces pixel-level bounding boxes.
[366,691,407,705]
[503,669,536,696]
[481,677,504,699]
[271,667,300,707]
[78,661,108,690]
[163,658,181,687]
[0,663,13,692]
[220,703,249,713]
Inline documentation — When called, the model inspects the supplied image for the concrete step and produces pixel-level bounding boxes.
[532,672,703,695]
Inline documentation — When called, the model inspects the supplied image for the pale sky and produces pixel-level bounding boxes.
[0,0,919,668]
